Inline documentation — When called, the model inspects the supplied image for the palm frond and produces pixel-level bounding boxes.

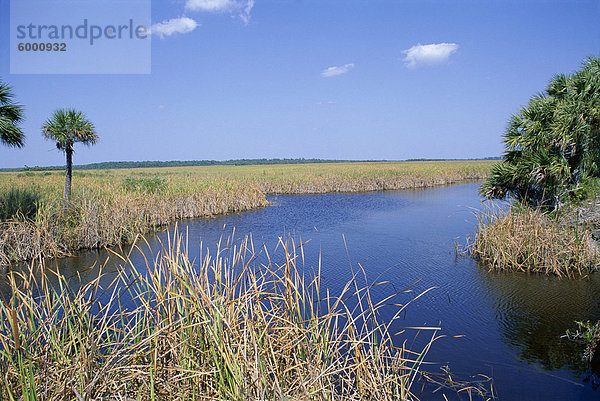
[483,55,600,208]
[42,108,98,151]
[0,80,25,148]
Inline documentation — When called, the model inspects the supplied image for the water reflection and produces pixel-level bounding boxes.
[0,247,128,303]
[3,183,600,400]
[475,266,600,372]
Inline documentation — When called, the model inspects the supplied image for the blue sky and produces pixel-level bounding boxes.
[1,0,599,168]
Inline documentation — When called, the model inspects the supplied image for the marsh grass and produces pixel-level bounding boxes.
[0,161,493,266]
[0,188,40,221]
[0,231,439,400]
[0,181,268,266]
[122,175,168,194]
[468,204,599,278]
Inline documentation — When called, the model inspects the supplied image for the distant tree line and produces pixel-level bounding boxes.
[0,157,502,172]
[8,159,363,172]
[405,157,501,162]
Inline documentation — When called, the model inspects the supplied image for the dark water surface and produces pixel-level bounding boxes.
[4,183,600,400]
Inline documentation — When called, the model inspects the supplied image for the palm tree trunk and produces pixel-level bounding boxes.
[64,147,73,205]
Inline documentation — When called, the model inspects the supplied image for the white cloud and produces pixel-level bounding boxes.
[402,43,459,69]
[321,63,354,78]
[151,17,198,38]
[185,0,236,12]
[185,0,254,24]
[240,0,255,25]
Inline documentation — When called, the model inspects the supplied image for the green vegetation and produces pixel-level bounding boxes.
[0,233,436,400]
[0,157,502,173]
[4,158,376,172]
[0,80,24,148]
[122,175,168,194]
[0,160,492,266]
[570,176,600,204]
[42,108,98,204]
[482,56,600,209]
[564,320,600,365]
[472,56,600,277]
[0,188,40,221]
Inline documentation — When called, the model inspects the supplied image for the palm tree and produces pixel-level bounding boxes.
[0,80,25,147]
[42,109,98,204]
[482,56,600,209]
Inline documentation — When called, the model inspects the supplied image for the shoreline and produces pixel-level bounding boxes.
[0,161,492,266]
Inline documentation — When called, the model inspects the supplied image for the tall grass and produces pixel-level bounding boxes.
[0,161,493,266]
[0,232,438,400]
[0,181,268,266]
[122,175,168,193]
[468,204,600,278]
[0,188,40,221]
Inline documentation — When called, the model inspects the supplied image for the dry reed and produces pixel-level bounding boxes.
[468,205,600,278]
[0,161,493,266]
[0,231,439,400]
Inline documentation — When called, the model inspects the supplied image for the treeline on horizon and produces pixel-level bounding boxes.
[1,156,501,172]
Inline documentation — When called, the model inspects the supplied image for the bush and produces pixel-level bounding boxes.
[122,175,167,194]
[0,188,41,221]
[570,177,600,204]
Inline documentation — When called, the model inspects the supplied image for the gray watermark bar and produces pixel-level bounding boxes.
[10,0,151,74]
